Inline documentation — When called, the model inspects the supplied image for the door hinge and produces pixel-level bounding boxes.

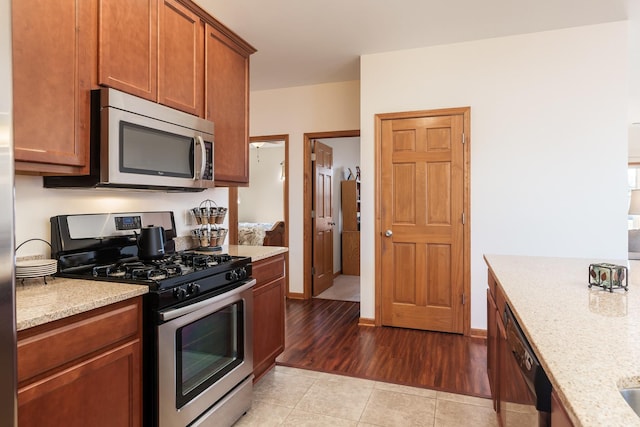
[311,153,316,162]
[311,267,316,275]
[462,293,466,305]
[311,210,315,218]
[462,212,465,225]
[462,133,466,144]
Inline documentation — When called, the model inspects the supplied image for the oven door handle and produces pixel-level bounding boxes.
[159,279,256,322]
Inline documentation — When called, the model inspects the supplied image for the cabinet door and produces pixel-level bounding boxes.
[205,24,250,185]
[253,277,285,381]
[98,0,158,101]
[18,341,142,427]
[158,0,204,116]
[12,0,92,174]
[341,180,360,231]
[252,254,286,380]
[341,231,360,276]
[551,389,574,427]
[487,289,498,410]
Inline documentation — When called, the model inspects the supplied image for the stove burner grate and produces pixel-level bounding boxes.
[87,252,238,283]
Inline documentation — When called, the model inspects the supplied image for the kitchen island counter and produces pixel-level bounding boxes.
[16,277,148,331]
[485,255,640,427]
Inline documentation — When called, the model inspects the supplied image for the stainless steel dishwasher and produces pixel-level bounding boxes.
[502,304,552,427]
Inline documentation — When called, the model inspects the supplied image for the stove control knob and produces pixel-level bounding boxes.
[188,283,201,295]
[227,270,239,281]
[237,267,247,279]
[174,287,187,301]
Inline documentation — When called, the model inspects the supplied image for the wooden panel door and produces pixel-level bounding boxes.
[12,0,92,173]
[205,24,250,184]
[98,0,157,101]
[380,112,465,333]
[158,0,204,116]
[313,141,334,296]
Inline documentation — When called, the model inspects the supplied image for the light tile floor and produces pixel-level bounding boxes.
[233,366,500,427]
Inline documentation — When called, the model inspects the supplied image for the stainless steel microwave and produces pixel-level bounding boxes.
[45,88,214,192]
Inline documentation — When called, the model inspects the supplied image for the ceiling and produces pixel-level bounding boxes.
[195,0,629,91]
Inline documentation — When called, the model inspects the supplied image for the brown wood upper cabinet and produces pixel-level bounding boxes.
[158,0,204,116]
[98,0,255,184]
[12,0,93,174]
[205,23,252,185]
[13,0,254,179]
[98,0,158,102]
[98,0,204,116]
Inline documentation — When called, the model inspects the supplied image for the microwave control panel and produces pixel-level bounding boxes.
[202,141,213,181]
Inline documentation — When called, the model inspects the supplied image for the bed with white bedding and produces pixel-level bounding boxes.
[238,221,285,246]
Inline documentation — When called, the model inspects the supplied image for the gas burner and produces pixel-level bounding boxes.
[180,253,218,270]
[131,267,168,281]
[213,254,232,263]
[160,262,183,276]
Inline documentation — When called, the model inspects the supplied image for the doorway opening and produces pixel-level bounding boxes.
[228,134,289,293]
[303,130,360,301]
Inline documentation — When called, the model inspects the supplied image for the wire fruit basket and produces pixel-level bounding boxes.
[190,200,228,251]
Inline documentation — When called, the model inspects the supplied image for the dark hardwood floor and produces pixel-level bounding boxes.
[276,298,490,398]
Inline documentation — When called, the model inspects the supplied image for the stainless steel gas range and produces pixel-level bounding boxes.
[50,211,254,427]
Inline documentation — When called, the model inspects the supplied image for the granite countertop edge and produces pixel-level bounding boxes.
[16,277,148,331]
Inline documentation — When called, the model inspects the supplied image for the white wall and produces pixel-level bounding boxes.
[319,137,360,273]
[238,144,285,223]
[360,22,629,328]
[250,81,361,294]
[629,5,640,162]
[14,175,229,256]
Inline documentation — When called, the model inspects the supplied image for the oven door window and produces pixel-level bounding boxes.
[175,300,244,409]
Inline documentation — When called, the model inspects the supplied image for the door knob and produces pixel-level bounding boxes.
[385,230,393,237]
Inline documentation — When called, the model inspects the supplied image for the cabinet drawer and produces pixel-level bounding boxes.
[252,254,285,288]
[18,298,141,384]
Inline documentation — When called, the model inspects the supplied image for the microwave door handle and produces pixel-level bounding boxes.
[194,135,206,180]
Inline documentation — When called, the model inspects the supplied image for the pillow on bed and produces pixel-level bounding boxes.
[238,223,269,245]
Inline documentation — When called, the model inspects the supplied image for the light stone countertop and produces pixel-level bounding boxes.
[225,244,288,262]
[16,277,148,331]
[190,244,288,262]
[484,255,640,427]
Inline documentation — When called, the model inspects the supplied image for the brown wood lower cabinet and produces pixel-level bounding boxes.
[551,389,574,427]
[17,297,143,427]
[487,271,538,425]
[252,253,286,381]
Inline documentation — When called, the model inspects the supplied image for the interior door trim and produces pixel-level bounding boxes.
[374,107,471,335]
